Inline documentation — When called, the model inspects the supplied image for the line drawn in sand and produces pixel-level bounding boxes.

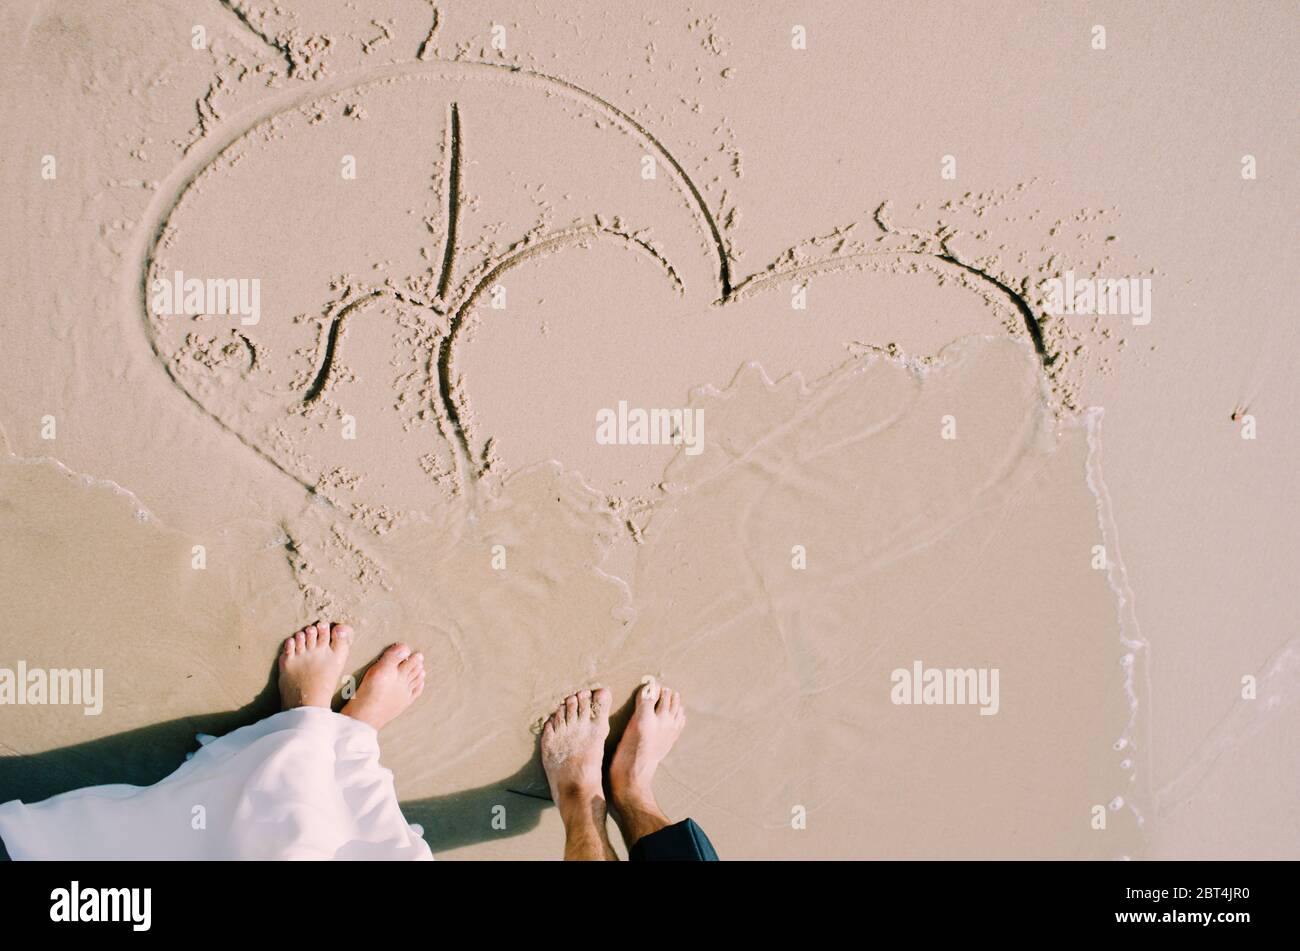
[138,59,1061,505]
[117,6,1157,854]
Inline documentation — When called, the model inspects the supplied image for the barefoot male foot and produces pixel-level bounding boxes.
[608,680,686,847]
[541,687,616,861]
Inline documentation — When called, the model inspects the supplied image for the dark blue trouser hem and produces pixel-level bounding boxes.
[628,818,719,861]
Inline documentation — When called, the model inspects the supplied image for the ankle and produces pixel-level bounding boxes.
[610,779,657,815]
[552,763,603,800]
[340,703,377,729]
[557,786,607,826]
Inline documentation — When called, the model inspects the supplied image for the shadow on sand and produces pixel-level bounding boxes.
[0,667,644,860]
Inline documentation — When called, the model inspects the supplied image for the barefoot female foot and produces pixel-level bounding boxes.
[541,687,617,860]
[278,622,352,710]
[340,643,426,730]
[608,680,686,846]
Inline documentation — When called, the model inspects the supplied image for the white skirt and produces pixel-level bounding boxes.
[0,707,433,860]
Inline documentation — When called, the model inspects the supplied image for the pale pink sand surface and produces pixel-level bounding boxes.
[0,1,1295,858]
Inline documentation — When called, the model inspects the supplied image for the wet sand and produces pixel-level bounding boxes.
[0,1,1295,858]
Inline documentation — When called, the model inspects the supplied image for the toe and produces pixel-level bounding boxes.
[383,643,413,667]
[669,691,682,714]
[294,631,307,652]
[399,650,423,673]
[282,636,295,658]
[307,624,321,649]
[656,687,674,714]
[577,689,593,719]
[331,624,353,650]
[639,675,661,706]
[592,686,611,719]
[564,693,579,725]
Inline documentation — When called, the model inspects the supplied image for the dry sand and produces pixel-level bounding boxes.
[0,1,1295,858]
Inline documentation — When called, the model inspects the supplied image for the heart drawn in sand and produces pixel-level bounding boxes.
[138,61,1051,526]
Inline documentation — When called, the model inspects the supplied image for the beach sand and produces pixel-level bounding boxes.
[0,0,1295,858]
